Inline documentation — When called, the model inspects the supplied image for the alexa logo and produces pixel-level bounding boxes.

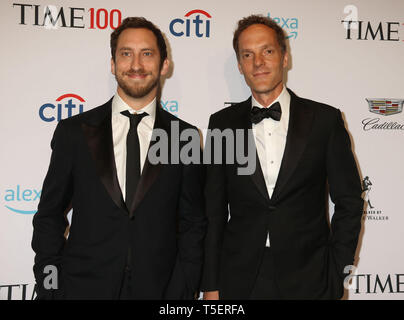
[169,9,211,38]
[161,99,178,115]
[4,185,41,215]
[39,93,85,122]
[267,12,299,39]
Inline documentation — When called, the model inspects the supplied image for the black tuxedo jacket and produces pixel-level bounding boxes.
[201,89,363,299]
[32,98,206,299]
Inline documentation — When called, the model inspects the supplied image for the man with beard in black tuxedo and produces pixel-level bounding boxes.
[32,17,206,300]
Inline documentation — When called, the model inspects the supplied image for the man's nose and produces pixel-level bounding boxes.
[254,54,264,68]
[130,54,143,70]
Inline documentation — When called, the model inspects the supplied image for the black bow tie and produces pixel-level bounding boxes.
[251,102,282,124]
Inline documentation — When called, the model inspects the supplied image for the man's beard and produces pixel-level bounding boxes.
[115,69,160,99]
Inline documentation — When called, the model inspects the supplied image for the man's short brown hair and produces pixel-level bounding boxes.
[233,15,287,60]
[110,17,167,66]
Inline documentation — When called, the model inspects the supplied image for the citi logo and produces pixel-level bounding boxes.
[4,185,41,215]
[39,93,85,122]
[169,9,211,38]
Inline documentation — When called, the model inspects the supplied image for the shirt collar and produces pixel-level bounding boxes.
[251,85,290,111]
[112,92,156,121]
[251,85,291,130]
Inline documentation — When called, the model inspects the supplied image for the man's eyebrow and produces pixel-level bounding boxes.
[118,47,156,52]
[260,44,275,49]
[240,44,275,52]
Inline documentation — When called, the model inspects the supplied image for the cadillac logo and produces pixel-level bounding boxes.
[366,98,404,116]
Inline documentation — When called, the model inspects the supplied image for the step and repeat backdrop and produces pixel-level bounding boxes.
[1,0,403,300]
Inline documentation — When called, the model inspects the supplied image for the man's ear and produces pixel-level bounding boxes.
[282,52,289,69]
[237,60,244,75]
[160,58,170,77]
[111,57,115,75]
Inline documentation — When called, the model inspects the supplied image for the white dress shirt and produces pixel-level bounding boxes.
[251,86,291,247]
[111,93,156,201]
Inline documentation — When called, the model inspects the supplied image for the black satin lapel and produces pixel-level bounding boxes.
[81,111,127,213]
[131,157,161,215]
[250,150,270,201]
[271,93,314,200]
[130,106,164,214]
[239,98,270,201]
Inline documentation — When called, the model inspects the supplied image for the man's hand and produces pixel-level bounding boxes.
[203,290,219,300]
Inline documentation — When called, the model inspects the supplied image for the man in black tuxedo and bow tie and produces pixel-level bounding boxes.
[201,15,363,300]
[32,17,206,300]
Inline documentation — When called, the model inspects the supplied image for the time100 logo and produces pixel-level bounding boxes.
[88,8,121,30]
[12,4,122,30]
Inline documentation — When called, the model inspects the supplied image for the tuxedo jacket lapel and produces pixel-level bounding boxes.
[238,98,270,202]
[81,99,127,213]
[81,99,164,217]
[271,89,314,200]
[130,105,165,215]
[250,152,270,202]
